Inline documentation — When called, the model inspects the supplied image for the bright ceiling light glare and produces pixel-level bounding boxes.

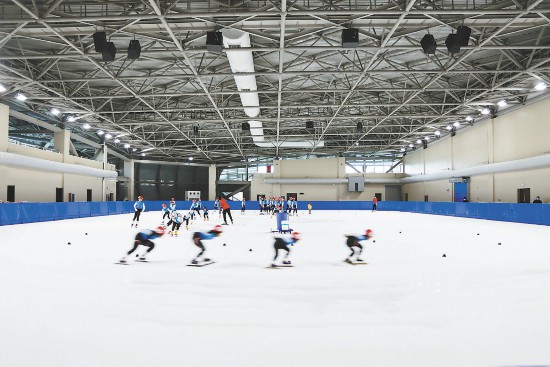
[465,116,473,122]
[400,147,406,152]
[189,157,194,161]
[67,116,76,122]
[481,108,490,115]
[453,121,460,127]
[409,143,414,148]
[141,153,146,157]
[83,123,91,130]
[434,130,441,136]
[97,130,104,136]
[105,134,113,139]
[425,136,430,141]
[16,93,27,101]
[114,138,120,144]
[416,139,422,144]
[0,84,7,93]
[132,148,137,152]
[534,82,547,91]
[124,143,130,149]
[51,108,60,116]
[497,100,507,107]
[446,125,453,130]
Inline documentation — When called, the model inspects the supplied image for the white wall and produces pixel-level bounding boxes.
[403,97,550,203]
[0,143,116,202]
[251,157,405,201]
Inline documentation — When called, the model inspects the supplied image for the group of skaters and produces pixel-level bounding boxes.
[123,195,373,267]
[258,196,302,217]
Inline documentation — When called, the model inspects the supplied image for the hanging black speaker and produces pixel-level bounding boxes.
[242,122,250,131]
[356,121,364,132]
[342,28,359,48]
[420,34,437,54]
[306,121,315,131]
[93,31,107,52]
[128,40,141,60]
[457,26,471,46]
[102,42,117,62]
[206,31,223,52]
[445,34,460,54]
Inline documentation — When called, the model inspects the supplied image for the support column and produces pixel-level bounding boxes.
[54,129,71,162]
[208,164,216,200]
[0,104,8,201]
[0,103,8,152]
[102,144,107,201]
[124,159,135,201]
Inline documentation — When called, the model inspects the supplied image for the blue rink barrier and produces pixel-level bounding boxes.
[1,200,549,226]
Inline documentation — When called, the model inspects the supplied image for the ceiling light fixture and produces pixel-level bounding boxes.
[105,133,112,139]
[67,116,76,122]
[425,136,430,141]
[453,121,460,127]
[16,93,27,101]
[481,108,490,115]
[416,139,422,144]
[97,130,104,136]
[465,116,473,122]
[51,108,60,116]
[189,157,194,161]
[0,84,7,93]
[446,125,453,130]
[114,138,120,144]
[535,82,547,91]
[132,148,137,152]
[497,100,507,107]
[409,143,414,148]
[83,123,91,130]
[434,130,441,136]
[124,143,130,149]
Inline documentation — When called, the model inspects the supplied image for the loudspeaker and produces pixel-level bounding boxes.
[342,28,359,48]
[457,26,471,46]
[102,42,117,62]
[356,121,363,132]
[445,34,460,54]
[206,31,223,52]
[193,125,199,135]
[420,34,437,54]
[306,121,314,131]
[93,32,107,52]
[242,122,250,131]
[423,141,428,149]
[128,40,141,60]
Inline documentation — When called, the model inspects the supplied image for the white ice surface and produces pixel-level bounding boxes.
[1,210,550,367]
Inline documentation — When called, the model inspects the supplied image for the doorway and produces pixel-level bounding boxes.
[7,185,15,202]
[56,188,64,202]
[374,193,382,201]
[286,192,297,200]
[87,189,93,202]
[517,188,530,203]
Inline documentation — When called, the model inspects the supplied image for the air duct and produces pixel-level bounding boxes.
[222,29,324,148]
[0,151,118,178]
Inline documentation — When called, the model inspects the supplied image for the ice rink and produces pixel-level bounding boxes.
[1,209,550,367]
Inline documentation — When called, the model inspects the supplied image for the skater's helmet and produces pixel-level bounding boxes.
[365,229,374,238]
[211,225,223,236]
[138,195,143,200]
[291,231,301,241]
[154,226,166,236]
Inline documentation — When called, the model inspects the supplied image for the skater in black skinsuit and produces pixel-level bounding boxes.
[345,229,373,263]
[119,226,165,263]
[272,232,300,267]
[191,225,223,264]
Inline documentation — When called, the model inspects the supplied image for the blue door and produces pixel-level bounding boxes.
[454,182,468,202]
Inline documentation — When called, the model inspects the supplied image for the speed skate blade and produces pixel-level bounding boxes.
[187,261,215,267]
[344,260,368,265]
